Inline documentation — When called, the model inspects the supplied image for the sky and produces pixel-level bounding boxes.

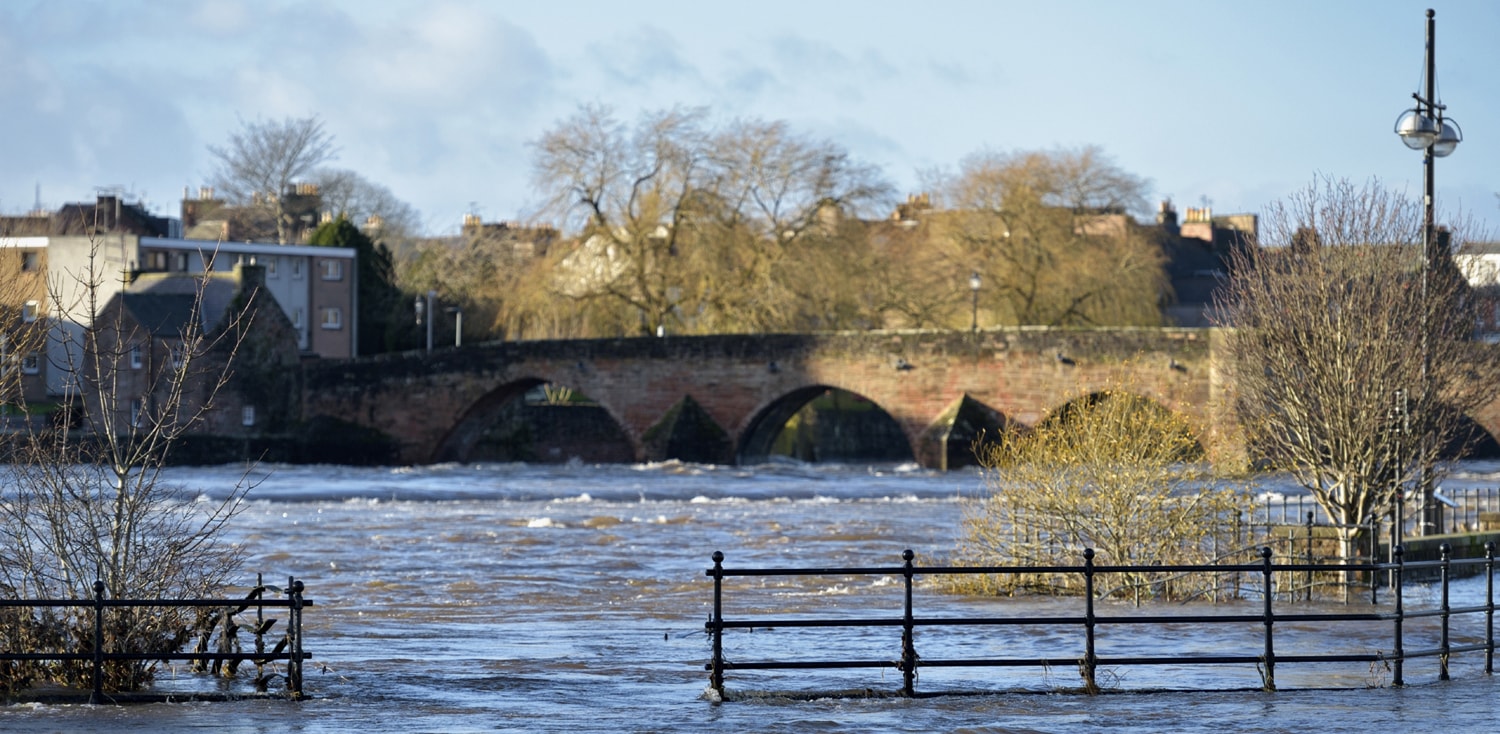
[2,0,1497,238]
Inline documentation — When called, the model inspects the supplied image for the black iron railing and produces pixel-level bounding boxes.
[0,576,311,703]
[704,544,1496,698]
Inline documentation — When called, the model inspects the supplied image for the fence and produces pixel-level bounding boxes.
[704,544,1496,698]
[1253,486,1500,537]
[0,576,311,703]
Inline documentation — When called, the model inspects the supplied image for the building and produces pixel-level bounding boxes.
[0,192,178,239]
[0,236,51,406]
[1154,201,1257,327]
[0,232,355,401]
[86,264,301,438]
[1456,241,1500,342]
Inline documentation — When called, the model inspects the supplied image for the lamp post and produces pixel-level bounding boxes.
[447,307,463,347]
[968,272,981,333]
[414,290,437,353]
[1394,7,1461,536]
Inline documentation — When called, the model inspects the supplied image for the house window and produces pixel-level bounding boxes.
[265,257,278,278]
[129,399,144,427]
[20,251,38,272]
[292,259,304,279]
[130,345,143,369]
[242,406,256,427]
[168,341,185,369]
[146,251,167,270]
[321,307,342,330]
[292,308,304,329]
[22,300,39,323]
[175,252,189,271]
[321,259,342,281]
[21,353,39,375]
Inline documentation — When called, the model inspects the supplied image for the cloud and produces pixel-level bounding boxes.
[586,25,699,88]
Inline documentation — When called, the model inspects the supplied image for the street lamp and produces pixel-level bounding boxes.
[447,306,463,348]
[1393,7,1461,536]
[414,290,437,353]
[969,272,981,333]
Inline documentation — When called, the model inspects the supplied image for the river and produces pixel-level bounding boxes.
[2,460,1498,733]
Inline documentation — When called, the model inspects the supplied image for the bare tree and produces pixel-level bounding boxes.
[530,105,893,336]
[209,116,337,244]
[1214,177,1494,561]
[929,147,1165,327]
[0,233,258,691]
[313,168,422,251]
[532,104,715,336]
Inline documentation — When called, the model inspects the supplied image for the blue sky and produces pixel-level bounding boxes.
[2,0,1496,237]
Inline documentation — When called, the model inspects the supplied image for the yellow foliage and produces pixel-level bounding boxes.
[953,390,1249,600]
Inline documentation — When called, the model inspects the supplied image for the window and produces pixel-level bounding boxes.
[265,257,279,278]
[129,398,144,427]
[21,353,39,375]
[321,259,342,281]
[130,344,143,369]
[242,406,256,427]
[175,252,189,271]
[292,308,304,330]
[168,341,186,369]
[20,251,38,272]
[321,307,343,330]
[292,259,304,279]
[146,251,167,270]
[22,301,39,323]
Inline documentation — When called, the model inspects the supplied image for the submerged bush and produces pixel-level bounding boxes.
[951,390,1249,601]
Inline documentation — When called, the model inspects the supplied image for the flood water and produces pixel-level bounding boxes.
[2,460,1499,733]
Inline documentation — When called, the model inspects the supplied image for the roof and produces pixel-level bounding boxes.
[119,292,200,337]
[118,274,241,335]
[139,236,355,260]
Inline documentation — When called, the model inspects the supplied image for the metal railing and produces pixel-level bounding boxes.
[704,544,1496,698]
[1253,486,1500,537]
[0,576,311,703]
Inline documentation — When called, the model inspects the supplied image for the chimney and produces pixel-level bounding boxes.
[234,262,267,293]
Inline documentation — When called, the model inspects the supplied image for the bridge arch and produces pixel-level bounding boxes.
[1447,413,1500,459]
[736,385,914,465]
[433,377,637,464]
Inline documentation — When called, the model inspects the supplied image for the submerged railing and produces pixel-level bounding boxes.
[0,576,311,703]
[704,544,1496,698]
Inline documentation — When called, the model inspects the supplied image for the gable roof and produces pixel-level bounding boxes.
[119,292,199,337]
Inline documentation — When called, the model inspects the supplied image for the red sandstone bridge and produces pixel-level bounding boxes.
[301,328,1499,469]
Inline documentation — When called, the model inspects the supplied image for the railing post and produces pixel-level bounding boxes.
[1393,545,1405,687]
[90,579,105,705]
[709,551,725,697]
[900,549,916,697]
[1486,541,1495,675]
[255,572,266,688]
[288,577,305,699]
[1260,547,1275,691]
[1083,548,1098,694]
[1439,543,1452,681]
[1304,511,1315,602]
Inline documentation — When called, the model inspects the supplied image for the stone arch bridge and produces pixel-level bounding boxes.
[301,328,1279,469]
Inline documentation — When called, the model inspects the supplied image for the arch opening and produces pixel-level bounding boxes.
[737,386,914,465]
[1446,414,1500,460]
[435,380,635,464]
